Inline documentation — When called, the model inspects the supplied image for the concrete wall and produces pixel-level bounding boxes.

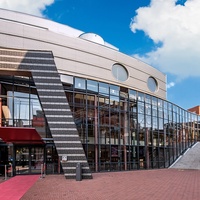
[0,8,166,99]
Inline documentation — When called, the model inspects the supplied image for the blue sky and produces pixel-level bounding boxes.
[0,0,199,110]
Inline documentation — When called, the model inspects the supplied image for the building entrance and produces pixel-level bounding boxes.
[15,146,44,175]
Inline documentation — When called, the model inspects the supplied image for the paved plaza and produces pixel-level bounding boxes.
[1,143,200,200]
[20,169,200,200]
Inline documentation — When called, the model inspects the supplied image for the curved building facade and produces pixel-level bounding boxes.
[0,8,199,179]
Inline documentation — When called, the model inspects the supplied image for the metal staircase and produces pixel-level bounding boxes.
[0,48,92,179]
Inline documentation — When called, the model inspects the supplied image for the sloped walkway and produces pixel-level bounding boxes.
[0,175,40,200]
[170,142,200,170]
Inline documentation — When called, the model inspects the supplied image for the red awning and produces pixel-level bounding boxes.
[0,127,44,144]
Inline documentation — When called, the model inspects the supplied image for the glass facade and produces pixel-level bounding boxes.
[0,74,200,174]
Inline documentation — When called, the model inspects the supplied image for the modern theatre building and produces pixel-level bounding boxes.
[0,8,199,179]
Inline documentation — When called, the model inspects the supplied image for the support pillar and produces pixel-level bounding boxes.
[0,83,2,127]
[94,95,98,172]
[123,100,128,171]
[145,128,150,169]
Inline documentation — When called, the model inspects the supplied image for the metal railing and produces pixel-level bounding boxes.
[3,164,13,180]
[40,163,46,179]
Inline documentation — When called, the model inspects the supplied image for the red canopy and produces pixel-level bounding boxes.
[0,127,44,144]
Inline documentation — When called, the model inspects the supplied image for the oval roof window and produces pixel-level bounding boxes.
[147,76,158,92]
[112,63,128,82]
[79,33,104,45]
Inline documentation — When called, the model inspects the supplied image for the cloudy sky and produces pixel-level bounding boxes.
[0,0,199,109]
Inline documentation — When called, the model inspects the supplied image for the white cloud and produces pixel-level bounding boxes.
[0,0,55,17]
[167,82,175,89]
[130,0,200,80]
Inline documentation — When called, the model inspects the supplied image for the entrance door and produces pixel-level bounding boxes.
[46,145,60,174]
[30,147,44,174]
[15,146,44,174]
[16,147,29,174]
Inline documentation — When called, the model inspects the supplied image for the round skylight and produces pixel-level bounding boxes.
[79,33,104,45]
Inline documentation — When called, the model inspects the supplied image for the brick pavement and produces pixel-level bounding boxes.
[21,169,200,200]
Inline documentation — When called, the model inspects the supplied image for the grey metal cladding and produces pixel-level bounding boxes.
[47,117,74,123]
[36,91,65,97]
[0,57,55,65]
[58,149,84,154]
[54,142,83,148]
[31,72,59,77]
[0,50,53,58]
[38,97,67,103]
[41,104,68,109]
[0,48,92,180]
[48,124,76,129]
[62,162,89,167]
[52,137,80,142]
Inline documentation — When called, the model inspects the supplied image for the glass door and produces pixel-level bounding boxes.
[46,145,59,174]
[30,147,44,174]
[15,147,29,174]
[15,146,44,174]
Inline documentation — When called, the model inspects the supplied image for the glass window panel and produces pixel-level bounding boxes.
[112,63,128,82]
[87,80,98,92]
[60,74,73,84]
[139,131,145,146]
[99,96,109,108]
[164,119,168,129]
[12,92,30,127]
[158,100,163,118]
[100,126,110,144]
[169,111,172,122]
[147,77,158,92]
[110,95,119,108]
[153,117,158,129]
[173,105,177,113]
[146,115,152,129]
[110,128,120,145]
[138,114,144,129]
[145,94,151,104]
[110,85,119,96]
[159,118,164,129]
[99,82,109,95]
[164,101,168,109]
[129,90,137,101]
[173,112,177,122]
[153,132,159,146]
[87,95,95,107]
[138,102,144,114]
[152,105,157,117]
[75,77,86,89]
[164,109,168,119]
[138,92,144,102]
[168,103,172,111]
[152,97,157,106]
[145,103,151,115]
[74,93,86,105]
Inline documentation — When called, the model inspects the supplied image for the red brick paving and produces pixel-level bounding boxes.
[19,169,200,200]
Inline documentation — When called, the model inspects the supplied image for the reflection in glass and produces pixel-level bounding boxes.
[129,90,137,100]
[87,80,98,92]
[112,63,128,82]
[147,77,158,92]
[1,74,199,174]
[110,85,119,96]
[75,77,86,89]
[99,82,109,95]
